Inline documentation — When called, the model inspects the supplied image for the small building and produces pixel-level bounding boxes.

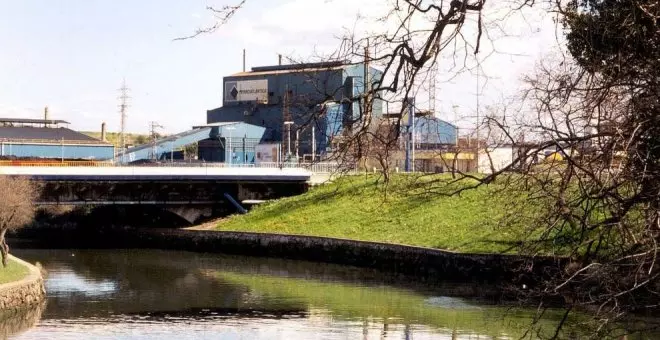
[0,118,114,161]
[196,122,267,163]
[365,113,469,173]
[477,143,541,174]
[414,115,458,148]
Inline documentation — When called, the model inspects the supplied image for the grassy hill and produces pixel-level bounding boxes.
[216,175,540,254]
[81,131,151,147]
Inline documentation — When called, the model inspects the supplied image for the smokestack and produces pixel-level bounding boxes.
[243,49,246,72]
[44,106,49,128]
[278,54,282,66]
[101,122,107,142]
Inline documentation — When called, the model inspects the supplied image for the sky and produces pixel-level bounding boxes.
[0,0,561,134]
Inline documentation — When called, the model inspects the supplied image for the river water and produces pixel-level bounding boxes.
[0,248,617,339]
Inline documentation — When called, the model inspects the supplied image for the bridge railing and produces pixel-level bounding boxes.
[254,162,358,174]
[0,160,115,167]
[0,160,358,174]
[135,162,357,173]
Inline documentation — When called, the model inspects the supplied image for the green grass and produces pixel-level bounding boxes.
[216,174,541,254]
[0,258,30,284]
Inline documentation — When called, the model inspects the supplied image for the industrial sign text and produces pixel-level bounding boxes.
[225,80,268,103]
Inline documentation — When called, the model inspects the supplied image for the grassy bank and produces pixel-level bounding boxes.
[0,258,30,285]
[216,175,539,254]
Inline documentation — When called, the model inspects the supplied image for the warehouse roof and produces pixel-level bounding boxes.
[0,126,107,144]
[230,61,350,77]
[0,118,70,125]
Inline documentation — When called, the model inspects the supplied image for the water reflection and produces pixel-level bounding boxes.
[3,249,627,339]
[0,302,45,340]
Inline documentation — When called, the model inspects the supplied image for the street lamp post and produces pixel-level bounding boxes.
[284,121,294,160]
[226,126,236,165]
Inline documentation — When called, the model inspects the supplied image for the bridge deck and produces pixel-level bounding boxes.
[0,166,311,182]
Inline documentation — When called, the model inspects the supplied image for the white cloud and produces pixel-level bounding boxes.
[219,0,388,53]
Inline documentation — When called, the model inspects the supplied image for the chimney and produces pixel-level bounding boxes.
[101,122,107,142]
[243,49,246,72]
[278,54,282,66]
[44,106,49,128]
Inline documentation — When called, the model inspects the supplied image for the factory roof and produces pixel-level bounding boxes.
[0,126,108,144]
[230,61,350,77]
[191,121,243,129]
[0,118,70,125]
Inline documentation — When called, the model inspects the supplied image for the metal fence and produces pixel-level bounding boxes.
[254,162,358,174]
[0,159,358,174]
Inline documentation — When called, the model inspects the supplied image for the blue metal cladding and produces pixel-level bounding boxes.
[323,103,344,152]
[212,122,266,140]
[0,143,114,159]
[414,116,458,145]
[342,64,384,119]
[223,136,261,164]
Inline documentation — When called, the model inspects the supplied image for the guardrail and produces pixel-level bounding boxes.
[254,162,358,174]
[0,160,358,174]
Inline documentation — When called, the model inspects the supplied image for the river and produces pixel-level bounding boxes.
[0,248,632,339]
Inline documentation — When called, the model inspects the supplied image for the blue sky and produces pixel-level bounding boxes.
[0,0,557,134]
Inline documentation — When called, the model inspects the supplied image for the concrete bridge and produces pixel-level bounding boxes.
[0,166,310,223]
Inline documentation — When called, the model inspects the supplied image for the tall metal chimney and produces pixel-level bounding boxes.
[101,122,107,142]
[278,54,282,66]
[44,106,49,127]
[243,49,246,72]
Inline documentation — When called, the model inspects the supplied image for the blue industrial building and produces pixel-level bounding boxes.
[414,115,458,148]
[196,122,266,163]
[207,61,384,158]
[0,118,114,160]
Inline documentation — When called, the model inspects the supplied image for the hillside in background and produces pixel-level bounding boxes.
[81,131,154,148]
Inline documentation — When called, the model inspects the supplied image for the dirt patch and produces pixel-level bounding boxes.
[184,218,226,231]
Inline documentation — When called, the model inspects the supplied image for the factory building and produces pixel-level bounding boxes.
[368,109,472,173]
[0,118,114,161]
[206,61,384,160]
[117,60,463,169]
[414,115,458,147]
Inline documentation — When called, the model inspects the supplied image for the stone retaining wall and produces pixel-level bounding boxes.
[13,226,567,290]
[109,228,566,289]
[0,256,46,310]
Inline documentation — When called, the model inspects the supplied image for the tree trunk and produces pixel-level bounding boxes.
[0,229,8,268]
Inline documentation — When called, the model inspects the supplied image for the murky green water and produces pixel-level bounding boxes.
[0,248,643,339]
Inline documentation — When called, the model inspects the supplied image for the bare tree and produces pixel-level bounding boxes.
[0,176,37,267]
[185,0,660,336]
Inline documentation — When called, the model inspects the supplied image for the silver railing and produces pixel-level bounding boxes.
[126,161,357,174]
